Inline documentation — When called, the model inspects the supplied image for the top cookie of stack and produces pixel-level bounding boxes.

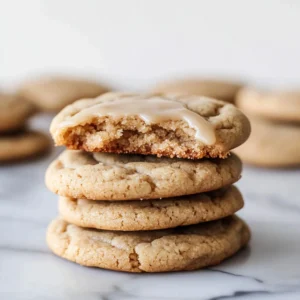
[46,92,251,273]
[50,93,250,159]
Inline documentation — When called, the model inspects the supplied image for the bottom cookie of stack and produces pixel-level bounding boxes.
[47,186,249,273]
[47,215,250,273]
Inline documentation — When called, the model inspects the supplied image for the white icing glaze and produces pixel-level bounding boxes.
[60,96,216,145]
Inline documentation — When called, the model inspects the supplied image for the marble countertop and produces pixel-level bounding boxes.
[1,116,300,300]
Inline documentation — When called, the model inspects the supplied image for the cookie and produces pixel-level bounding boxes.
[236,87,300,123]
[0,131,51,162]
[45,150,242,200]
[47,215,250,272]
[58,186,243,231]
[18,76,110,112]
[0,94,35,133]
[152,79,242,103]
[234,117,300,168]
[50,93,251,159]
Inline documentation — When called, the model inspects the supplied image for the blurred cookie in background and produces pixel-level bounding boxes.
[0,93,51,163]
[234,117,300,168]
[236,87,300,123]
[235,86,300,168]
[0,94,36,133]
[0,130,51,163]
[151,79,242,103]
[17,76,111,113]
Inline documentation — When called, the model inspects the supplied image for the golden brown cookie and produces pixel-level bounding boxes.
[50,93,251,159]
[47,215,250,272]
[45,150,242,200]
[0,94,35,133]
[58,186,244,231]
[236,87,300,123]
[152,79,242,103]
[0,131,51,162]
[18,76,110,112]
[234,117,300,168]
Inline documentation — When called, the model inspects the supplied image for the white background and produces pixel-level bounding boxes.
[1,0,300,91]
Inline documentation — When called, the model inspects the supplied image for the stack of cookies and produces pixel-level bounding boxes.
[46,93,251,272]
[235,87,300,168]
[0,94,50,162]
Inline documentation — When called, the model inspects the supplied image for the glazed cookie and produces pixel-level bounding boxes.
[45,150,242,200]
[234,117,300,168]
[58,186,244,231]
[0,131,51,162]
[152,79,242,103]
[236,87,300,123]
[0,94,35,133]
[50,93,251,159]
[18,76,110,112]
[47,215,250,272]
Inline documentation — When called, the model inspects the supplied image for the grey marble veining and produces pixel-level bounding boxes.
[1,117,300,300]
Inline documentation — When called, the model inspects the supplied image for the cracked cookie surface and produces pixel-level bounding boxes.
[47,215,250,272]
[50,93,250,159]
[45,150,242,200]
[59,186,243,231]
